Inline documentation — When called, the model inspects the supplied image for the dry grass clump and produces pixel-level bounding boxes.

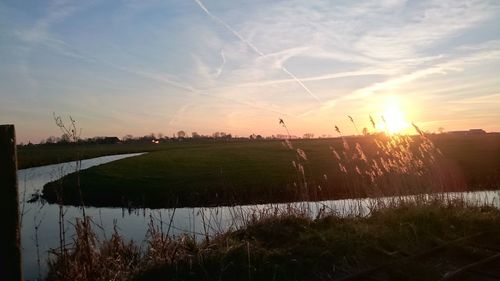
[46,213,207,281]
[280,117,466,202]
[46,199,500,281]
[46,217,141,281]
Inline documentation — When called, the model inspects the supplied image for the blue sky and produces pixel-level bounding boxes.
[1,0,500,142]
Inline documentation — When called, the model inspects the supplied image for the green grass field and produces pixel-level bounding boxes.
[18,142,174,169]
[41,134,500,208]
[42,141,297,207]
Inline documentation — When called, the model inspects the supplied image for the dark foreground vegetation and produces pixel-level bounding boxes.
[42,134,500,208]
[46,200,500,281]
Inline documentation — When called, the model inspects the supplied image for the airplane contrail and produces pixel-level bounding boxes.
[215,49,226,78]
[194,0,321,103]
[281,66,320,101]
[194,0,264,56]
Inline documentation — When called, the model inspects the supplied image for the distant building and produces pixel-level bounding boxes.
[447,129,486,136]
[468,129,486,135]
[91,136,120,144]
[447,130,468,135]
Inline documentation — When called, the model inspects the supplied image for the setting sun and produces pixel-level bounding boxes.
[378,97,411,134]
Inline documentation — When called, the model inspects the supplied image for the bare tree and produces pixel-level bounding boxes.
[177,130,186,138]
[362,127,369,136]
[53,113,81,142]
[122,134,134,141]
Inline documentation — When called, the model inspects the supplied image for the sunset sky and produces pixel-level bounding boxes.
[1,0,500,143]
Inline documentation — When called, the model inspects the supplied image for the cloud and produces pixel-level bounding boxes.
[450,92,500,104]
[9,1,291,121]
[354,0,494,59]
[193,0,321,102]
[16,0,87,44]
[214,49,226,78]
[299,41,500,117]
[186,0,499,128]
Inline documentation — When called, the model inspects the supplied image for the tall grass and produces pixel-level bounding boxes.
[278,117,466,206]
[44,198,500,281]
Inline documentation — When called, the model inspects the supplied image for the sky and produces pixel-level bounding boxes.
[1,0,500,143]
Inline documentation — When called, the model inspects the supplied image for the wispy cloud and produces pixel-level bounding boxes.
[354,0,494,59]
[299,41,500,117]
[214,49,226,78]
[193,0,321,102]
[15,0,87,44]
[450,92,500,104]
[10,1,290,121]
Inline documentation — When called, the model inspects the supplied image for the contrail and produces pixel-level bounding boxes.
[55,40,289,117]
[194,0,321,103]
[194,0,263,56]
[281,66,321,101]
[215,49,226,78]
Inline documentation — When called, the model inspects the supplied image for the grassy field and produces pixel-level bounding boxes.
[41,134,500,208]
[42,141,297,207]
[46,200,500,281]
[18,142,184,169]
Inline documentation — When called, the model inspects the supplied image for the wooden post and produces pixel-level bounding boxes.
[0,125,22,281]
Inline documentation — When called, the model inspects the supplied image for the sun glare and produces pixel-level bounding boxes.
[378,97,410,134]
